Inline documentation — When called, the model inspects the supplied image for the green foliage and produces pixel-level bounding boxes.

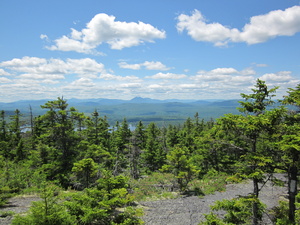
[271,195,300,225]
[12,184,77,225]
[0,210,14,218]
[161,145,199,191]
[0,186,16,207]
[238,79,278,115]
[200,212,227,225]
[215,79,284,224]
[189,170,227,196]
[131,171,227,201]
[35,97,81,187]
[1,84,300,225]
[142,122,166,172]
[200,195,266,225]
[130,172,178,201]
[12,176,143,225]
[64,174,143,224]
[72,158,99,189]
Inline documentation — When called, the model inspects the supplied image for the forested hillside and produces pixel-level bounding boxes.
[1,80,300,224]
[0,98,241,126]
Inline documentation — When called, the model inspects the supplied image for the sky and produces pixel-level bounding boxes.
[1,0,300,102]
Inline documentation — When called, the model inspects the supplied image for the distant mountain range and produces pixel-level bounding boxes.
[0,97,242,125]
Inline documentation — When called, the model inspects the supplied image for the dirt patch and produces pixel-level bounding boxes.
[0,174,287,225]
[0,195,41,225]
[140,174,287,225]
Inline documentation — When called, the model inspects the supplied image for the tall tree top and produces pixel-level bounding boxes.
[238,79,278,115]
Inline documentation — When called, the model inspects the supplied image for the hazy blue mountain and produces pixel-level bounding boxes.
[0,97,243,126]
[129,97,165,103]
[207,99,240,107]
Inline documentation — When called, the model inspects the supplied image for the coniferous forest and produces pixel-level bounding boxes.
[1,79,300,224]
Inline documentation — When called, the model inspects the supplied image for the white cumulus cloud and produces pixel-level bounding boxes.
[46,13,166,53]
[177,6,300,46]
[0,57,106,80]
[0,69,11,76]
[119,61,171,71]
[70,78,95,87]
[142,61,171,71]
[146,72,186,79]
[99,73,142,82]
[0,77,11,83]
[118,62,141,70]
[260,71,293,82]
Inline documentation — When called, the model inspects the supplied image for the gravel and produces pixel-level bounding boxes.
[0,174,287,225]
[140,174,287,225]
[0,195,41,225]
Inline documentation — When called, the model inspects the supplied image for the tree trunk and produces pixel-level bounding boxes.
[252,177,259,225]
[288,165,297,224]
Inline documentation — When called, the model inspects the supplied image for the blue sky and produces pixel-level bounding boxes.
[1,0,300,102]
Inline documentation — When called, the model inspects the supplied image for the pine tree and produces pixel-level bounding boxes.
[142,122,166,172]
[37,97,80,187]
[280,83,300,224]
[219,79,283,224]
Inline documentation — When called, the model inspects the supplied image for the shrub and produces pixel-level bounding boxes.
[270,194,300,225]
[11,184,77,225]
[130,172,178,201]
[200,195,266,225]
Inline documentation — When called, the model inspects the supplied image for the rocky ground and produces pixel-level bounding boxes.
[140,174,287,225]
[0,195,41,225]
[0,174,287,225]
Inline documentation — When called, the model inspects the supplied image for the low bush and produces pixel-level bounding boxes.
[130,172,178,201]
[130,171,228,201]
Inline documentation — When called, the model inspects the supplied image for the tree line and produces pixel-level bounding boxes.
[0,79,300,224]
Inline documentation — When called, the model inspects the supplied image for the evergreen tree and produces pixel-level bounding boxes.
[161,145,199,191]
[166,124,180,148]
[128,121,145,179]
[178,117,195,151]
[111,118,131,175]
[9,109,24,160]
[72,158,99,189]
[0,110,7,142]
[280,83,300,224]
[84,110,110,147]
[0,110,10,159]
[219,79,283,224]
[37,97,80,187]
[142,122,166,172]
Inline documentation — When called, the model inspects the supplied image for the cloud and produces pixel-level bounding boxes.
[255,64,268,68]
[176,10,240,46]
[177,6,300,46]
[66,58,105,78]
[0,57,106,79]
[0,77,11,83]
[119,83,142,88]
[118,62,141,70]
[0,56,47,68]
[260,71,292,82]
[119,61,171,71]
[240,68,256,75]
[1,57,299,102]
[99,73,142,82]
[193,67,253,81]
[40,34,49,42]
[142,61,171,70]
[191,67,256,85]
[210,67,238,75]
[0,69,11,76]
[69,78,95,87]
[18,73,65,80]
[46,13,166,53]
[146,72,186,79]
